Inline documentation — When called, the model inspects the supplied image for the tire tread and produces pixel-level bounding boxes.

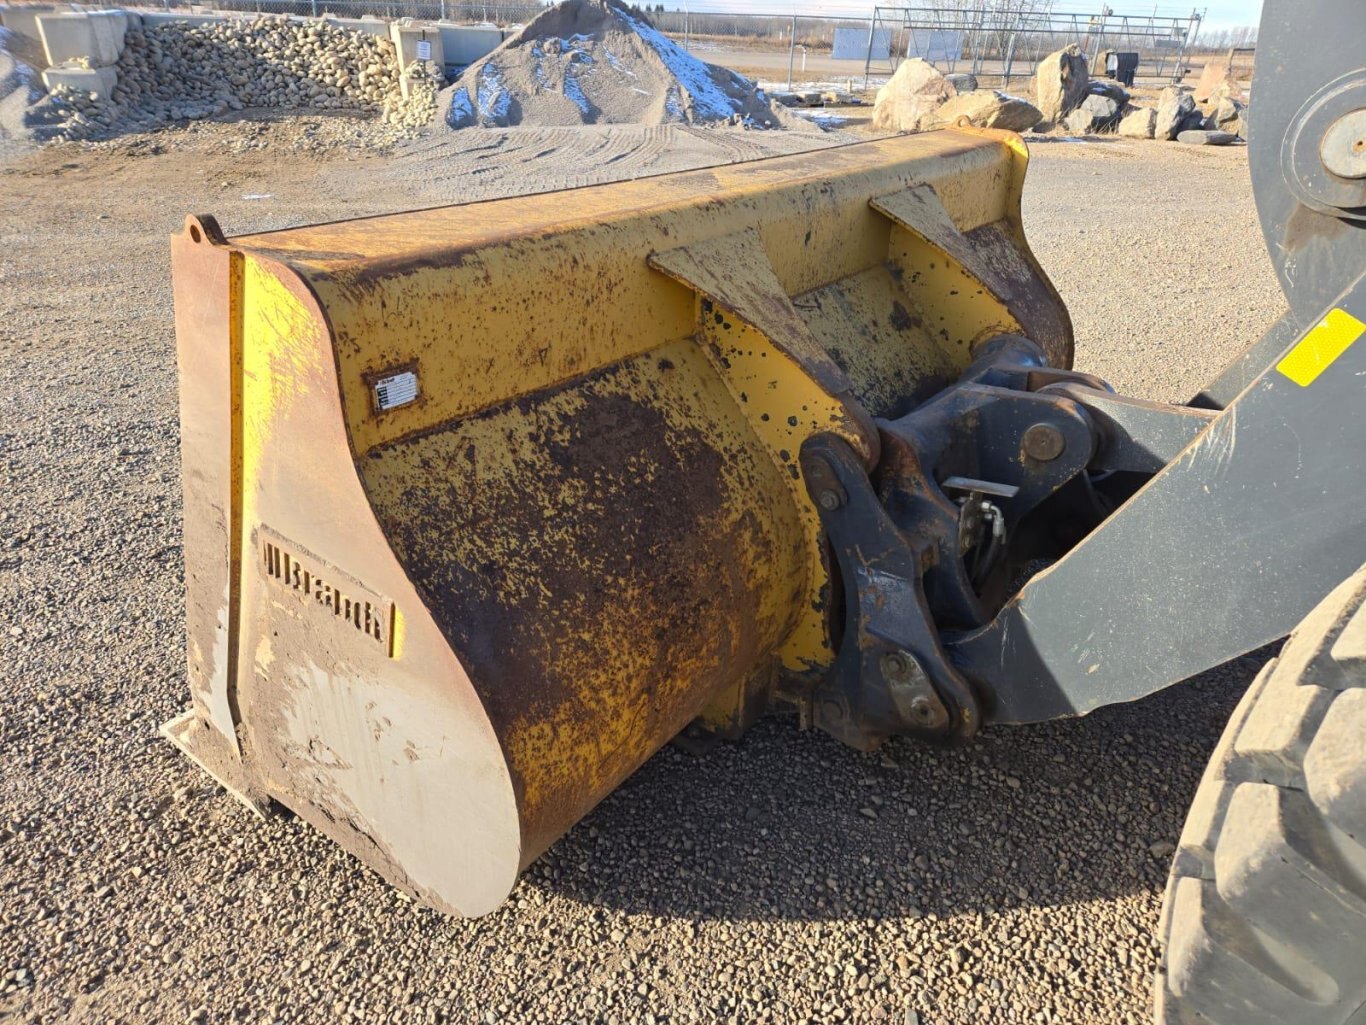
[1156,566,1366,1025]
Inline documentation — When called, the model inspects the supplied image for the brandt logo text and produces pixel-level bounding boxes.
[261,532,395,656]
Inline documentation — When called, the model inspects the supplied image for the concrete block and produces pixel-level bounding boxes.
[42,61,117,99]
[434,21,501,68]
[136,10,229,29]
[320,15,390,38]
[0,4,65,42]
[37,10,131,68]
[390,21,443,96]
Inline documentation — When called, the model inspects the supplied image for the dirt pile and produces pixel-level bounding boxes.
[31,18,440,144]
[438,0,801,130]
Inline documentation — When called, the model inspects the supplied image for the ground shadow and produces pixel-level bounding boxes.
[526,649,1269,923]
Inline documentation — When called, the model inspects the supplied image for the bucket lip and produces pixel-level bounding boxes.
[225,131,1005,268]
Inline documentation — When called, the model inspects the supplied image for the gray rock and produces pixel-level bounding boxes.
[1215,95,1244,128]
[1087,79,1129,106]
[1177,129,1237,146]
[1064,107,1094,135]
[1117,106,1156,139]
[1181,109,1210,133]
[1155,86,1197,140]
[1035,43,1088,122]
[1066,92,1120,134]
[945,72,978,94]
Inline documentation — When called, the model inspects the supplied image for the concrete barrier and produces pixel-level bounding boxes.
[37,10,132,67]
[434,21,501,69]
[0,4,68,42]
[42,61,117,98]
[321,14,389,37]
[136,11,233,29]
[390,21,443,97]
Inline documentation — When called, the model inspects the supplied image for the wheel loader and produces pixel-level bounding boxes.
[161,0,1365,1020]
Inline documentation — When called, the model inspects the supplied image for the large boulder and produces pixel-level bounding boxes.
[1155,85,1197,140]
[1035,43,1088,122]
[1087,78,1129,106]
[1177,129,1237,146]
[873,57,954,133]
[1117,105,1156,139]
[931,88,1041,132]
[1193,60,1228,102]
[1064,92,1120,134]
[1185,109,1212,133]
[1215,95,1245,129]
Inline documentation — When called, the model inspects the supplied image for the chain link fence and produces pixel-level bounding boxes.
[859,6,1204,89]
[116,1,1217,91]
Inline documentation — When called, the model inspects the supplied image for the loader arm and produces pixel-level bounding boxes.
[945,0,1366,721]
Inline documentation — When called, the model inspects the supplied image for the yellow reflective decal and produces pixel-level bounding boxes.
[1277,308,1366,387]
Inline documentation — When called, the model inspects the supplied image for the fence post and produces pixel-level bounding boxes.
[862,8,877,91]
[786,14,796,92]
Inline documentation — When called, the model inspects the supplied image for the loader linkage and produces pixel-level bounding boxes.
[791,334,1218,748]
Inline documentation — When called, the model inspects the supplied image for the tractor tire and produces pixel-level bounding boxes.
[1155,563,1366,1025]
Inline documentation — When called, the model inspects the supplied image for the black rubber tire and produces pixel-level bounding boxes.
[1154,564,1366,1025]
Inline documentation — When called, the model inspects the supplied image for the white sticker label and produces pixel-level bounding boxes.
[416,39,432,61]
[374,370,419,412]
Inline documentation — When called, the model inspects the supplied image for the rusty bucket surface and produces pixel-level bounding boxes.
[164,131,1071,916]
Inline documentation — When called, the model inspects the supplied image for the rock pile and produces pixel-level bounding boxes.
[37,17,440,142]
[1026,43,1244,146]
[872,58,1041,134]
[438,0,796,130]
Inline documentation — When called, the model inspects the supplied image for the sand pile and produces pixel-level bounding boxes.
[439,0,799,130]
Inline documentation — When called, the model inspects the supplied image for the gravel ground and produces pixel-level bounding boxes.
[0,124,1285,1025]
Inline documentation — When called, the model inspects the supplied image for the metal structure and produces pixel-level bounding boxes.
[162,23,1364,1013]
[165,130,1071,916]
[862,5,1204,88]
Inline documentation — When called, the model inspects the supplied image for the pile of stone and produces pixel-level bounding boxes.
[436,0,796,131]
[37,17,440,142]
[871,58,1042,134]
[1035,41,1247,147]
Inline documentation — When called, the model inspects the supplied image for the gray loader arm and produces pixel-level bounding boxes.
[946,0,1366,723]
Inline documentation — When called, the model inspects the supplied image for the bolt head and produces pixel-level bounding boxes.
[880,651,911,681]
[818,490,842,511]
[1022,423,1066,462]
[909,696,934,721]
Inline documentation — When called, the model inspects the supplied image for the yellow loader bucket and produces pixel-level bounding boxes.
[164,131,1071,916]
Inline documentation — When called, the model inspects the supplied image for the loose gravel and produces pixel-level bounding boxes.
[0,129,1284,1025]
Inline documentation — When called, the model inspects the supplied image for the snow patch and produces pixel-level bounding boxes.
[618,7,745,119]
[477,64,511,122]
[446,86,475,127]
